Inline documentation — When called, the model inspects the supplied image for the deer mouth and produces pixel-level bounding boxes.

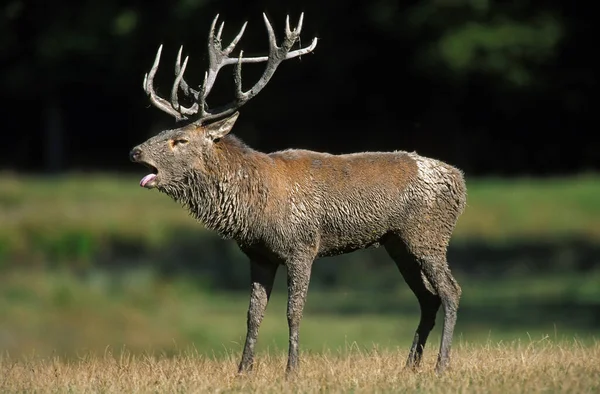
[139,162,159,189]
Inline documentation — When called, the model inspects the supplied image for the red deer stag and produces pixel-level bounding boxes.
[130,13,467,375]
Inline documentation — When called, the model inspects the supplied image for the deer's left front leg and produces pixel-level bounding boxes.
[285,257,313,375]
[238,259,278,374]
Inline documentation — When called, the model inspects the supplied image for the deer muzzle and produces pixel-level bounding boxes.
[130,146,159,189]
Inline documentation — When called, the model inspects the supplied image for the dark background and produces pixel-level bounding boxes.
[2,0,596,176]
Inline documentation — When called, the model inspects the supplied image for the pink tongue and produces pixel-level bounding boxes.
[140,174,157,187]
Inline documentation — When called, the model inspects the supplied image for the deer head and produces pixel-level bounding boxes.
[130,13,317,191]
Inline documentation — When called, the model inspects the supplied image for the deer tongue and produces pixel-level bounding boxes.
[140,174,157,188]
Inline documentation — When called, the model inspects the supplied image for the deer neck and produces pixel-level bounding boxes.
[165,136,268,241]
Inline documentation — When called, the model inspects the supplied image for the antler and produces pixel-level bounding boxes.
[143,13,318,123]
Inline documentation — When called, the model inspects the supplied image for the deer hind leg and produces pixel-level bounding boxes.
[394,237,461,374]
[238,258,278,374]
[422,259,461,374]
[385,238,441,369]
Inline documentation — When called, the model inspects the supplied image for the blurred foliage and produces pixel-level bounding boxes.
[404,1,563,86]
[436,16,561,86]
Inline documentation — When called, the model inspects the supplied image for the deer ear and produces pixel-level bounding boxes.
[204,112,240,141]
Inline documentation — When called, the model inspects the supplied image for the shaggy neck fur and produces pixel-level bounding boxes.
[158,135,269,241]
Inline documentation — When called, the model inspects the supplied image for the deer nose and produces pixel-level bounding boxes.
[129,147,142,162]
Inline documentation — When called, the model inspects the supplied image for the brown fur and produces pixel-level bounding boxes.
[130,113,467,375]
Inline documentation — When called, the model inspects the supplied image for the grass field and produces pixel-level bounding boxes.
[1,173,600,247]
[1,339,598,393]
[1,174,599,392]
[1,269,598,358]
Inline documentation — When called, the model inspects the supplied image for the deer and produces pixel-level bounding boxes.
[129,12,467,376]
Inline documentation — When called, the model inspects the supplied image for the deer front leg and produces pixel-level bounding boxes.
[285,258,313,375]
[238,259,278,374]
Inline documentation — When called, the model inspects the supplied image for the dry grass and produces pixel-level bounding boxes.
[1,339,598,393]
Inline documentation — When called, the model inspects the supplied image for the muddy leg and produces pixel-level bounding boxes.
[238,259,278,373]
[385,239,442,369]
[419,255,461,374]
[285,258,312,375]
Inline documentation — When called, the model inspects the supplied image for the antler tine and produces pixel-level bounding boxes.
[175,46,182,73]
[175,46,198,97]
[144,45,187,120]
[203,19,250,99]
[171,56,200,116]
[277,13,300,51]
[262,13,279,52]
[198,71,209,118]
[283,13,304,39]
[144,44,164,96]
[216,21,225,42]
[202,14,223,97]
[171,55,188,111]
[285,15,291,36]
[202,14,315,99]
[234,51,244,99]
[195,13,317,125]
[144,14,317,123]
[208,15,221,50]
[296,12,304,34]
[223,21,248,55]
[145,44,163,92]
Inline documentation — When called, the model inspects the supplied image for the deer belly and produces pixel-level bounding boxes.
[318,225,386,257]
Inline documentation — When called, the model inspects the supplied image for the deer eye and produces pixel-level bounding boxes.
[172,138,189,147]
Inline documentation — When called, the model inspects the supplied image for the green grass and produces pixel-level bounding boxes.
[456,175,600,241]
[1,173,599,245]
[0,269,597,359]
[0,173,192,247]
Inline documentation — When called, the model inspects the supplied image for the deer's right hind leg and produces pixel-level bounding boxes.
[385,237,441,370]
[238,259,278,374]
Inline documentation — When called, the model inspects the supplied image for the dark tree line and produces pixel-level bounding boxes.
[1,0,596,176]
